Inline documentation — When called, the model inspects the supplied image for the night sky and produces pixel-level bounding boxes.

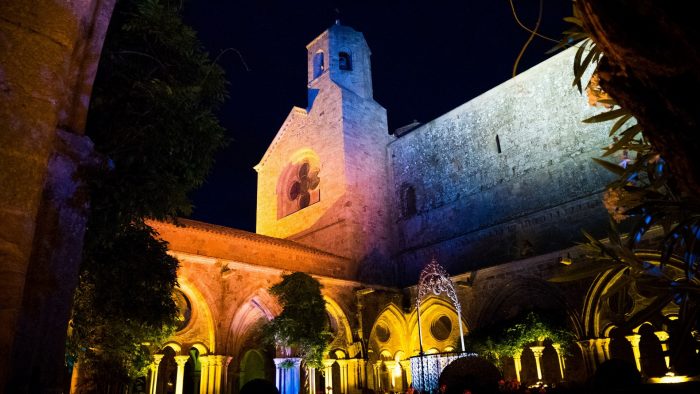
[183,1,572,231]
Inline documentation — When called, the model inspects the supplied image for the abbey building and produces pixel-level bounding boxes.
[144,23,675,394]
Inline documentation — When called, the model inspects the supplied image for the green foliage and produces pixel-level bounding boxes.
[87,0,227,229]
[547,10,602,93]
[68,224,179,384]
[279,359,296,369]
[263,272,332,369]
[69,0,228,384]
[462,311,574,369]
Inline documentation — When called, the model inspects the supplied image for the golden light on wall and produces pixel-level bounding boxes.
[648,372,693,384]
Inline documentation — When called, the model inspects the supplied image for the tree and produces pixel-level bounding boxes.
[550,1,700,375]
[67,0,228,389]
[575,1,700,197]
[264,272,332,370]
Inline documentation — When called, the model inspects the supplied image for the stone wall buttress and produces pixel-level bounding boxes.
[0,0,115,390]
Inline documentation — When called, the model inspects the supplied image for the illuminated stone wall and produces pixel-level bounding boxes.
[388,48,614,284]
[151,219,365,393]
[256,24,393,282]
[0,1,115,390]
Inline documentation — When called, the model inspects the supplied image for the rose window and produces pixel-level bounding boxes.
[278,158,321,218]
[288,162,320,209]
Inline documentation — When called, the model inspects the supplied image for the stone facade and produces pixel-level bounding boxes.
[147,23,669,394]
[255,24,393,283]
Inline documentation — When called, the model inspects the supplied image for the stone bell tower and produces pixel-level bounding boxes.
[255,22,394,283]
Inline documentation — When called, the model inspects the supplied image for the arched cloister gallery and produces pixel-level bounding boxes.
[140,278,587,394]
[576,255,694,380]
[137,244,699,394]
[125,216,700,394]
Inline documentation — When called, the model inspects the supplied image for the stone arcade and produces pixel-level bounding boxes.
[140,23,678,394]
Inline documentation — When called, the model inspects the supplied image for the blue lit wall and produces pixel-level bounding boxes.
[388,48,615,284]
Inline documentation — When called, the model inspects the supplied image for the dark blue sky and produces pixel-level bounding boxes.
[184,1,572,231]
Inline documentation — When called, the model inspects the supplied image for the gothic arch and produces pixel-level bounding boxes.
[407,296,469,354]
[324,295,354,352]
[190,342,209,356]
[162,341,183,354]
[581,251,691,338]
[581,266,629,338]
[475,276,582,338]
[225,288,281,359]
[369,304,409,360]
[176,277,217,353]
[239,348,272,389]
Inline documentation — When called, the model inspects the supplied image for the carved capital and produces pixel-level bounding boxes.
[152,354,165,365]
[625,334,641,348]
[174,355,190,367]
[529,346,545,358]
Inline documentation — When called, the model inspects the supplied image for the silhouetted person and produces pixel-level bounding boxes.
[240,378,279,394]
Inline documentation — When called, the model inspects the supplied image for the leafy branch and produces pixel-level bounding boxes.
[549,2,700,374]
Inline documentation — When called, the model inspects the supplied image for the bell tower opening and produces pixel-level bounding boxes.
[312,51,325,79]
[339,51,352,70]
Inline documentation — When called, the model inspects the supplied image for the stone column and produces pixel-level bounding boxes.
[199,355,210,394]
[372,362,380,391]
[552,344,565,380]
[150,354,165,394]
[322,359,335,394]
[274,358,302,394]
[347,359,358,392]
[336,360,348,394]
[222,356,232,394]
[625,334,642,372]
[213,355,225,394]
[601,338,611,362]
[400,360,412,387]
[384,361,397,391]
[576,339,597,376]
[175,355,191,394]
[654,331,670,369]
[594,338,607,364]
[308,367,317,394]
[512,350,523,382]
[274,358,284,393]
[289,358,301,394]
[358,359,366,389]
[208,355,217,394]
[530,346,545,381]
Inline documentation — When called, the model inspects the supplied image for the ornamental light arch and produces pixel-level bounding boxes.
[415,258,465,353]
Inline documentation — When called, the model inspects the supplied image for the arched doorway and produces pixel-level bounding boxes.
[240,349,271,390]
[157,346,178,394]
